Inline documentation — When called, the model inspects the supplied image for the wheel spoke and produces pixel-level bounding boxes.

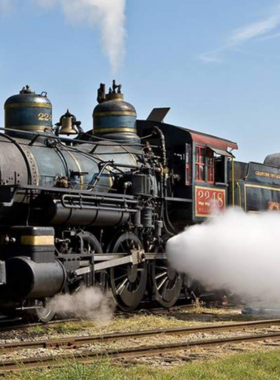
[116,278,128,295]
[119,243,126,253]
[114,274,128,282]
[126,282,131,292]
[110,233,147,311]
[157,276,168,291]
[129,240,134,250]
[155,266,168,270]
[155,271,167,280]
[160,280,168,296]
[152,250,183,307]
[77,232,105,293]
[165,279,171,290]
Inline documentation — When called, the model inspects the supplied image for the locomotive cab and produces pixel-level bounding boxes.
[137,117,238,229]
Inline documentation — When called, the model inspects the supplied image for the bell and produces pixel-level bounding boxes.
[55,110,83,136]
[60,113,75,135]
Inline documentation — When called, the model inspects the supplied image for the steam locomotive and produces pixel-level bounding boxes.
[0,81,279,322]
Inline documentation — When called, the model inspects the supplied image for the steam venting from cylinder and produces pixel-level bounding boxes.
[92,80,140,144]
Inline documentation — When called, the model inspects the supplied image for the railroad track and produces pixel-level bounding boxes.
[1,319,280,371]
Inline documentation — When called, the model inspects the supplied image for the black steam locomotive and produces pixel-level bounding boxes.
[0,81,279,321]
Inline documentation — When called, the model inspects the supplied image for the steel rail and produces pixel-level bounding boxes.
[1,330,280,372]
[1,319,280,352]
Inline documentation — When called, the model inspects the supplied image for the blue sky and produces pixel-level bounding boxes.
[0,0,280,162]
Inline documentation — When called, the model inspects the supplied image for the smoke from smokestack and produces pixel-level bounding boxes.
[167,208,280,304]
[0,0,126,73]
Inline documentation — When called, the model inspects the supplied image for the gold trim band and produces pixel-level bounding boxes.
[6,125,52,131]
[68,152,84,190]
[94,111,136,117]
[94,127,137,133]
[5,103,52,109]
[94,153,113,188]
[21,235,54,246]
[21,145,40,186]
[106,93,124,101]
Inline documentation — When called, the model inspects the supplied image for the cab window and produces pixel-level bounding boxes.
[195,146,205,181]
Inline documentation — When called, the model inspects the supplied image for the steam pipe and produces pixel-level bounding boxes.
[152,126,176,234]
[0,128,143,147]
[152,126,167,168]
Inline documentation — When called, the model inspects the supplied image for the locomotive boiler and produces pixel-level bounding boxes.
[1,79,280,322]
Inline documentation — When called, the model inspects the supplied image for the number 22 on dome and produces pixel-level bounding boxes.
[38,113,52,122]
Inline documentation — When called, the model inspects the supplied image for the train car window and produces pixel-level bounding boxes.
[185,143,191,185]
[207,149,214,183]
[195,146,205,181]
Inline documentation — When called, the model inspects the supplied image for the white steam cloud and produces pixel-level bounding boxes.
[167,208,280,304]
[0,0,127,73]
[50,287,115,322]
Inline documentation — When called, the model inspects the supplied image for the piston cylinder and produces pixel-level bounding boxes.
[5,257,66,299]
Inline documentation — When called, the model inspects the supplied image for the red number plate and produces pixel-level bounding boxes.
[195,186,226,217]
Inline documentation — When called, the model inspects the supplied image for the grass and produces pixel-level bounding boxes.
[28,321,90,335]
[27,314,212,337]
[26,306,246,338]
[4,348,280,380]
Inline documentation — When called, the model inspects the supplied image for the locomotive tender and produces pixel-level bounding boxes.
[0,81,278,321]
